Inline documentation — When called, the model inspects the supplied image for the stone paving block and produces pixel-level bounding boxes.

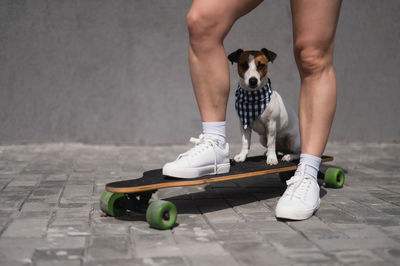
[20,200,56,213]
[372,194,400,207]
[18,210,52,219]
[32,248,84,264]
[68,173,95,183]
[177,242,230,257]
[380,185,400,195]
[226,196,269,214]
[0,160,6,170]
[51,207,91,227]
[223,241,290,265]
[0,179,12,191]
[211,220,291,234]
[7,175,40,187]
[44,174,69,181]
[185,255,239,266]
[258,230,303,242]
[0,259,31,266]
[286,252,334,264]
[74,160,97,173]
[84,258,144,266]
[0,197,26,210]
[87,236,131,261]
[174,213,205,226]
[333,200,385,219]
[141,257,187,266]
[90,223,130,236]
[91,211,137,226]
[332,224,388,239]
[377,207,400,216]
[372,248,400,265]
[313,236,399,251]
[121,160,144,173]
[35,260,82,266]
[197,199,245,224]
[2,217,49,238]
[0,238,47,262]
[379,225,400,239]
[30,187,63,203]
[315,205,362,224]
[131,229,177,258]
[48,224,91,238]
[287,216,347,240]
[38,180,66,188]
[0,209,15,218]
[46,236,87,249]
[363,215,400,227]
[240,211,276,222]
[333,249,384,264]
[60,184,93,205]
[202,207,242,224]
[173,225,217,244]
[216,231,263,243]
[269,238,320,255]
[0,217,10,232]
[23,159,70,175]
[2,185,34,194]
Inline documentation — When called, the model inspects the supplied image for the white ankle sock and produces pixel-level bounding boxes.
[295,153,322,181]
[202,121,227,149]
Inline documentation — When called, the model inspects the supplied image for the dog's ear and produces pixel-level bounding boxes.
[228,49,243,64]
[261,48,277,63]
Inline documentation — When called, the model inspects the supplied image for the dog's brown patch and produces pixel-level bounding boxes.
[237,51,269,79]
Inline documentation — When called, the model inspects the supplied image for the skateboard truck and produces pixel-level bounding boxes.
[100,189,178,230]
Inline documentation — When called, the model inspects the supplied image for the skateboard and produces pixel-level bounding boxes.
[100,155,344,229]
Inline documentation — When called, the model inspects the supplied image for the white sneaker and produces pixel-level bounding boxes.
[162,134,230,179]
[275,164,320,220]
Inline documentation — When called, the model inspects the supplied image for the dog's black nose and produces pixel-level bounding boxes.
[249,77,258,88]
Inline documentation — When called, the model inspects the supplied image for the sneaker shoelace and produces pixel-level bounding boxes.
[284,164,313,201]
[176,134,219,173]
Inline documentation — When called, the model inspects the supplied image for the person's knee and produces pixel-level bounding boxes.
[294,41,333,77]
[187,9,224,48]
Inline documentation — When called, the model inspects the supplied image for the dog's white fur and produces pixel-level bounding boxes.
[233,51,300,165]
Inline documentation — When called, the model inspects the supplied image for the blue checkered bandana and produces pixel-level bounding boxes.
[235,78,273,129]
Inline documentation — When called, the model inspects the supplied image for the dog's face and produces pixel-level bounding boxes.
[228,48,277,91]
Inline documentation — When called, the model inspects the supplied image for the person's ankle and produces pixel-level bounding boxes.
[295,153,322,180]
[202,121,227,149]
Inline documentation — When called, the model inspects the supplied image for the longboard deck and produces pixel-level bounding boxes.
[106,155,333,194]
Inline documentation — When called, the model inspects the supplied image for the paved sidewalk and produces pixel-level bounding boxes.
[0,142,399,266]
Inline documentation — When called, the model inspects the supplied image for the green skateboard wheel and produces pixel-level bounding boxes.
[146,200,177,230]
[324,168,345,188]
[100,191,127,217]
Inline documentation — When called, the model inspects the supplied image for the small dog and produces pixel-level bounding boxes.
[228,48,300,165]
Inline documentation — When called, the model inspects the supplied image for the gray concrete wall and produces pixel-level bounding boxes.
[1,0,399,145]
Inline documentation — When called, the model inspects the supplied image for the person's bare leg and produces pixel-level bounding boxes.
[291,0,342,157]
[162,0,263,178]
[275,0,342,220]
[187,0,263,122]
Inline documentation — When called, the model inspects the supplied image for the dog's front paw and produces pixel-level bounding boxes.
[282,154,292,162]
[234,152,248,163]
[266,154,278,165]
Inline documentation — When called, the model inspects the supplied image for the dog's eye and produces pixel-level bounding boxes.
[257,62,265,70]
[240,62,249,70]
